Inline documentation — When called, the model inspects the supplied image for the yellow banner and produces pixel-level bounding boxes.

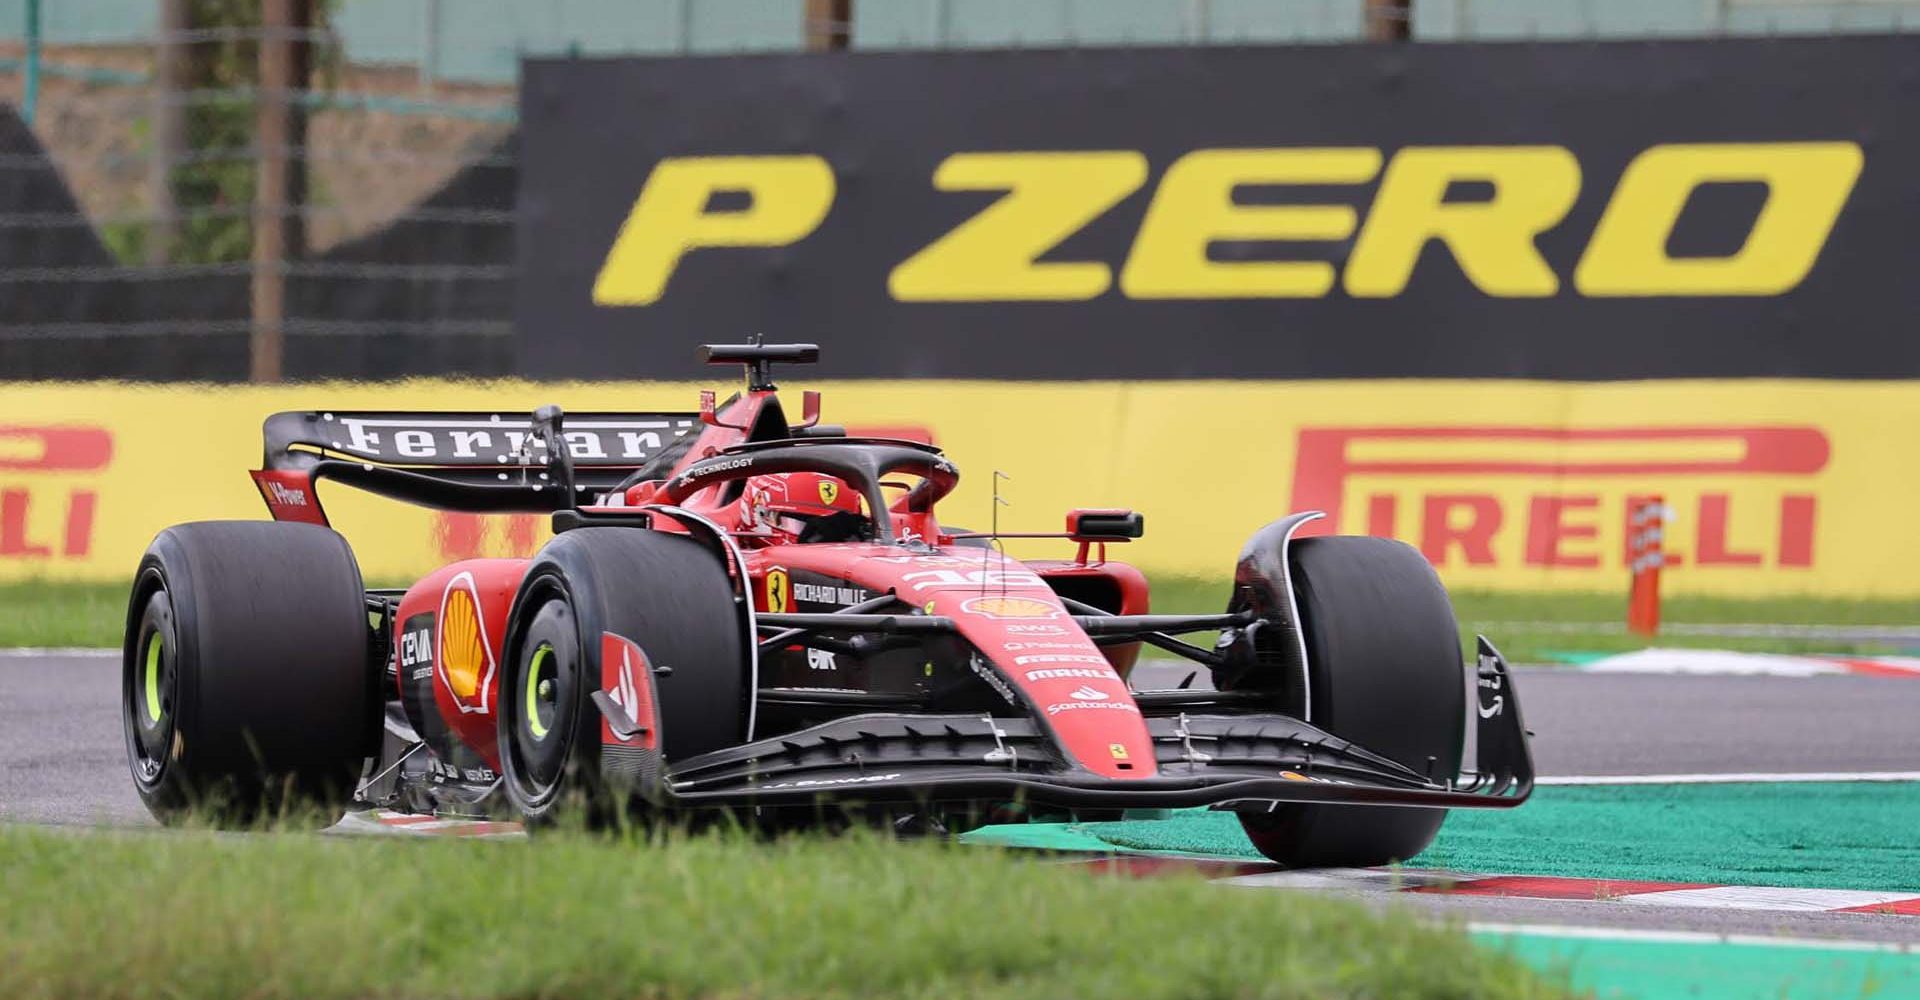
[2,379,1913,596]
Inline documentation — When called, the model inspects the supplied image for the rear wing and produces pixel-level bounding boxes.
[250,409,701,525]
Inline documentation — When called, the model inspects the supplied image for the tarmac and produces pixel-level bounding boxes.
[7,651,1920,943]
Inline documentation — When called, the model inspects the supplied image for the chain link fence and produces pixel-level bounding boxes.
[0,10,516,381]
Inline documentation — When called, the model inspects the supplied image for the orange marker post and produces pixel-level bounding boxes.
[1627,497,1666,637]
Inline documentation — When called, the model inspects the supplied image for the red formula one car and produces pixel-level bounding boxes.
[122,342,1531,865]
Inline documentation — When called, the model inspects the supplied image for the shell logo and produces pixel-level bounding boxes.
[959,595,1062,620]
[437,571,496,714]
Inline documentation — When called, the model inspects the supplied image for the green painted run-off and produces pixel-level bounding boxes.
[966,783,1920,1000]
[1022,782,1920,893]
[1477,931,1920,1000]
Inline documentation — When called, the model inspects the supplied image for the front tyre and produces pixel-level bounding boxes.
[497,528,745,827]
[123,521,375,827]
[1231,535,1466,867]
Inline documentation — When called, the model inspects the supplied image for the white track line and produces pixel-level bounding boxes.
[1214,866,1470,892]
[1469,622,1920,641]
[1615,886,1920,913]
[1217,869,1920,915]
[0,647,117,658]
[1539,771,1920,785]
[1467,922,1920,953]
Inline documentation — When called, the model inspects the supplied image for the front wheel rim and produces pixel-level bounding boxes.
[127,584,178,786]
[505,592,581,809]
[142,632,166,725]
[524,644,557,741]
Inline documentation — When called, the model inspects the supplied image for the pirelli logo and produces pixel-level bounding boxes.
[0,425,110,560]
[1290,426,1831,571]
[592,142,1862,306]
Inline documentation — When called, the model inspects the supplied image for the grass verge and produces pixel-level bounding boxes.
[1146,577,1920,664]
[0,580,131,649]
[7,578,1920,663]
[0,825,1574,1000]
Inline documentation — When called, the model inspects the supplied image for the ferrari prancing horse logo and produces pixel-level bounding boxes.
[766,567,791,614]
[818,480,839,505]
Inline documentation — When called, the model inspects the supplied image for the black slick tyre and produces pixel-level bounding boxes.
[1234,535,1465,867]
[497,528,745,826]
[123,521,375,827]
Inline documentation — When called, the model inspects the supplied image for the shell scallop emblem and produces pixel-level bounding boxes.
[436,572,497,713]
[959,595,1063,620]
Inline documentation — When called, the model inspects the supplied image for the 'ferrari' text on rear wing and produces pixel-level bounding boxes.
[251,409,701,523]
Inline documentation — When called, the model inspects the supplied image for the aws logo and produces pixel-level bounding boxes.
[591,143,1862,306]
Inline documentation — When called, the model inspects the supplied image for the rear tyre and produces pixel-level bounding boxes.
[497,528,745,827]
[123,521,375,827]
[1232,535,1465,867]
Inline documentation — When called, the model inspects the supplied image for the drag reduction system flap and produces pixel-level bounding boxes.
[258,409,703,514]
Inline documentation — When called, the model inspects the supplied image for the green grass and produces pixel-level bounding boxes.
[0,578,415,649]
[0,825,1575,1000]
[8,578,1920,664]
[0,580,131,648]
[1146,577,1920,665]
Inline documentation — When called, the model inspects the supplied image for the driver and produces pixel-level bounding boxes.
[739,471,873,543]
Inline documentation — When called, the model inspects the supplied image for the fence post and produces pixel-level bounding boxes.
[22,0,40,126]
[149,0,189,264]
[419,0,439,94]
[805,0,851,51]
[251,0,313,382]
[1366,0,1411,41]
[1627,497,1666,637]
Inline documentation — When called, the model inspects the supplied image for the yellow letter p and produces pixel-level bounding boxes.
[592,155,836,306]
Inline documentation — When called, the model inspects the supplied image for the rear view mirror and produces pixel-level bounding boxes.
[1067,508,1144,542]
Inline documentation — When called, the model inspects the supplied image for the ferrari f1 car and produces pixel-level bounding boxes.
[123,342,1531,866]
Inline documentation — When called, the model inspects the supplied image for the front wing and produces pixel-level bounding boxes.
[628,637,1533,813]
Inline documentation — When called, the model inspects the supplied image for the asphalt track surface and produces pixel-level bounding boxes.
[6,653,1920,943]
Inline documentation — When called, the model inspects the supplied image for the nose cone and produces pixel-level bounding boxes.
[929,591,1156,779]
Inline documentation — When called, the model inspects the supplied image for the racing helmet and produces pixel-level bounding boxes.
[741,471,871,542]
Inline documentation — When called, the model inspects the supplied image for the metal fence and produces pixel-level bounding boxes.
[0,6,519,381]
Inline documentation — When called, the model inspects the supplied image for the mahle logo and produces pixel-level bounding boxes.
[592,143,1861,306]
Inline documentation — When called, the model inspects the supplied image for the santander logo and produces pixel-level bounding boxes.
[1068,685,1108,701]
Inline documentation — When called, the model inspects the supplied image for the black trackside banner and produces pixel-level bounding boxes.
[515,36,1920,381]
